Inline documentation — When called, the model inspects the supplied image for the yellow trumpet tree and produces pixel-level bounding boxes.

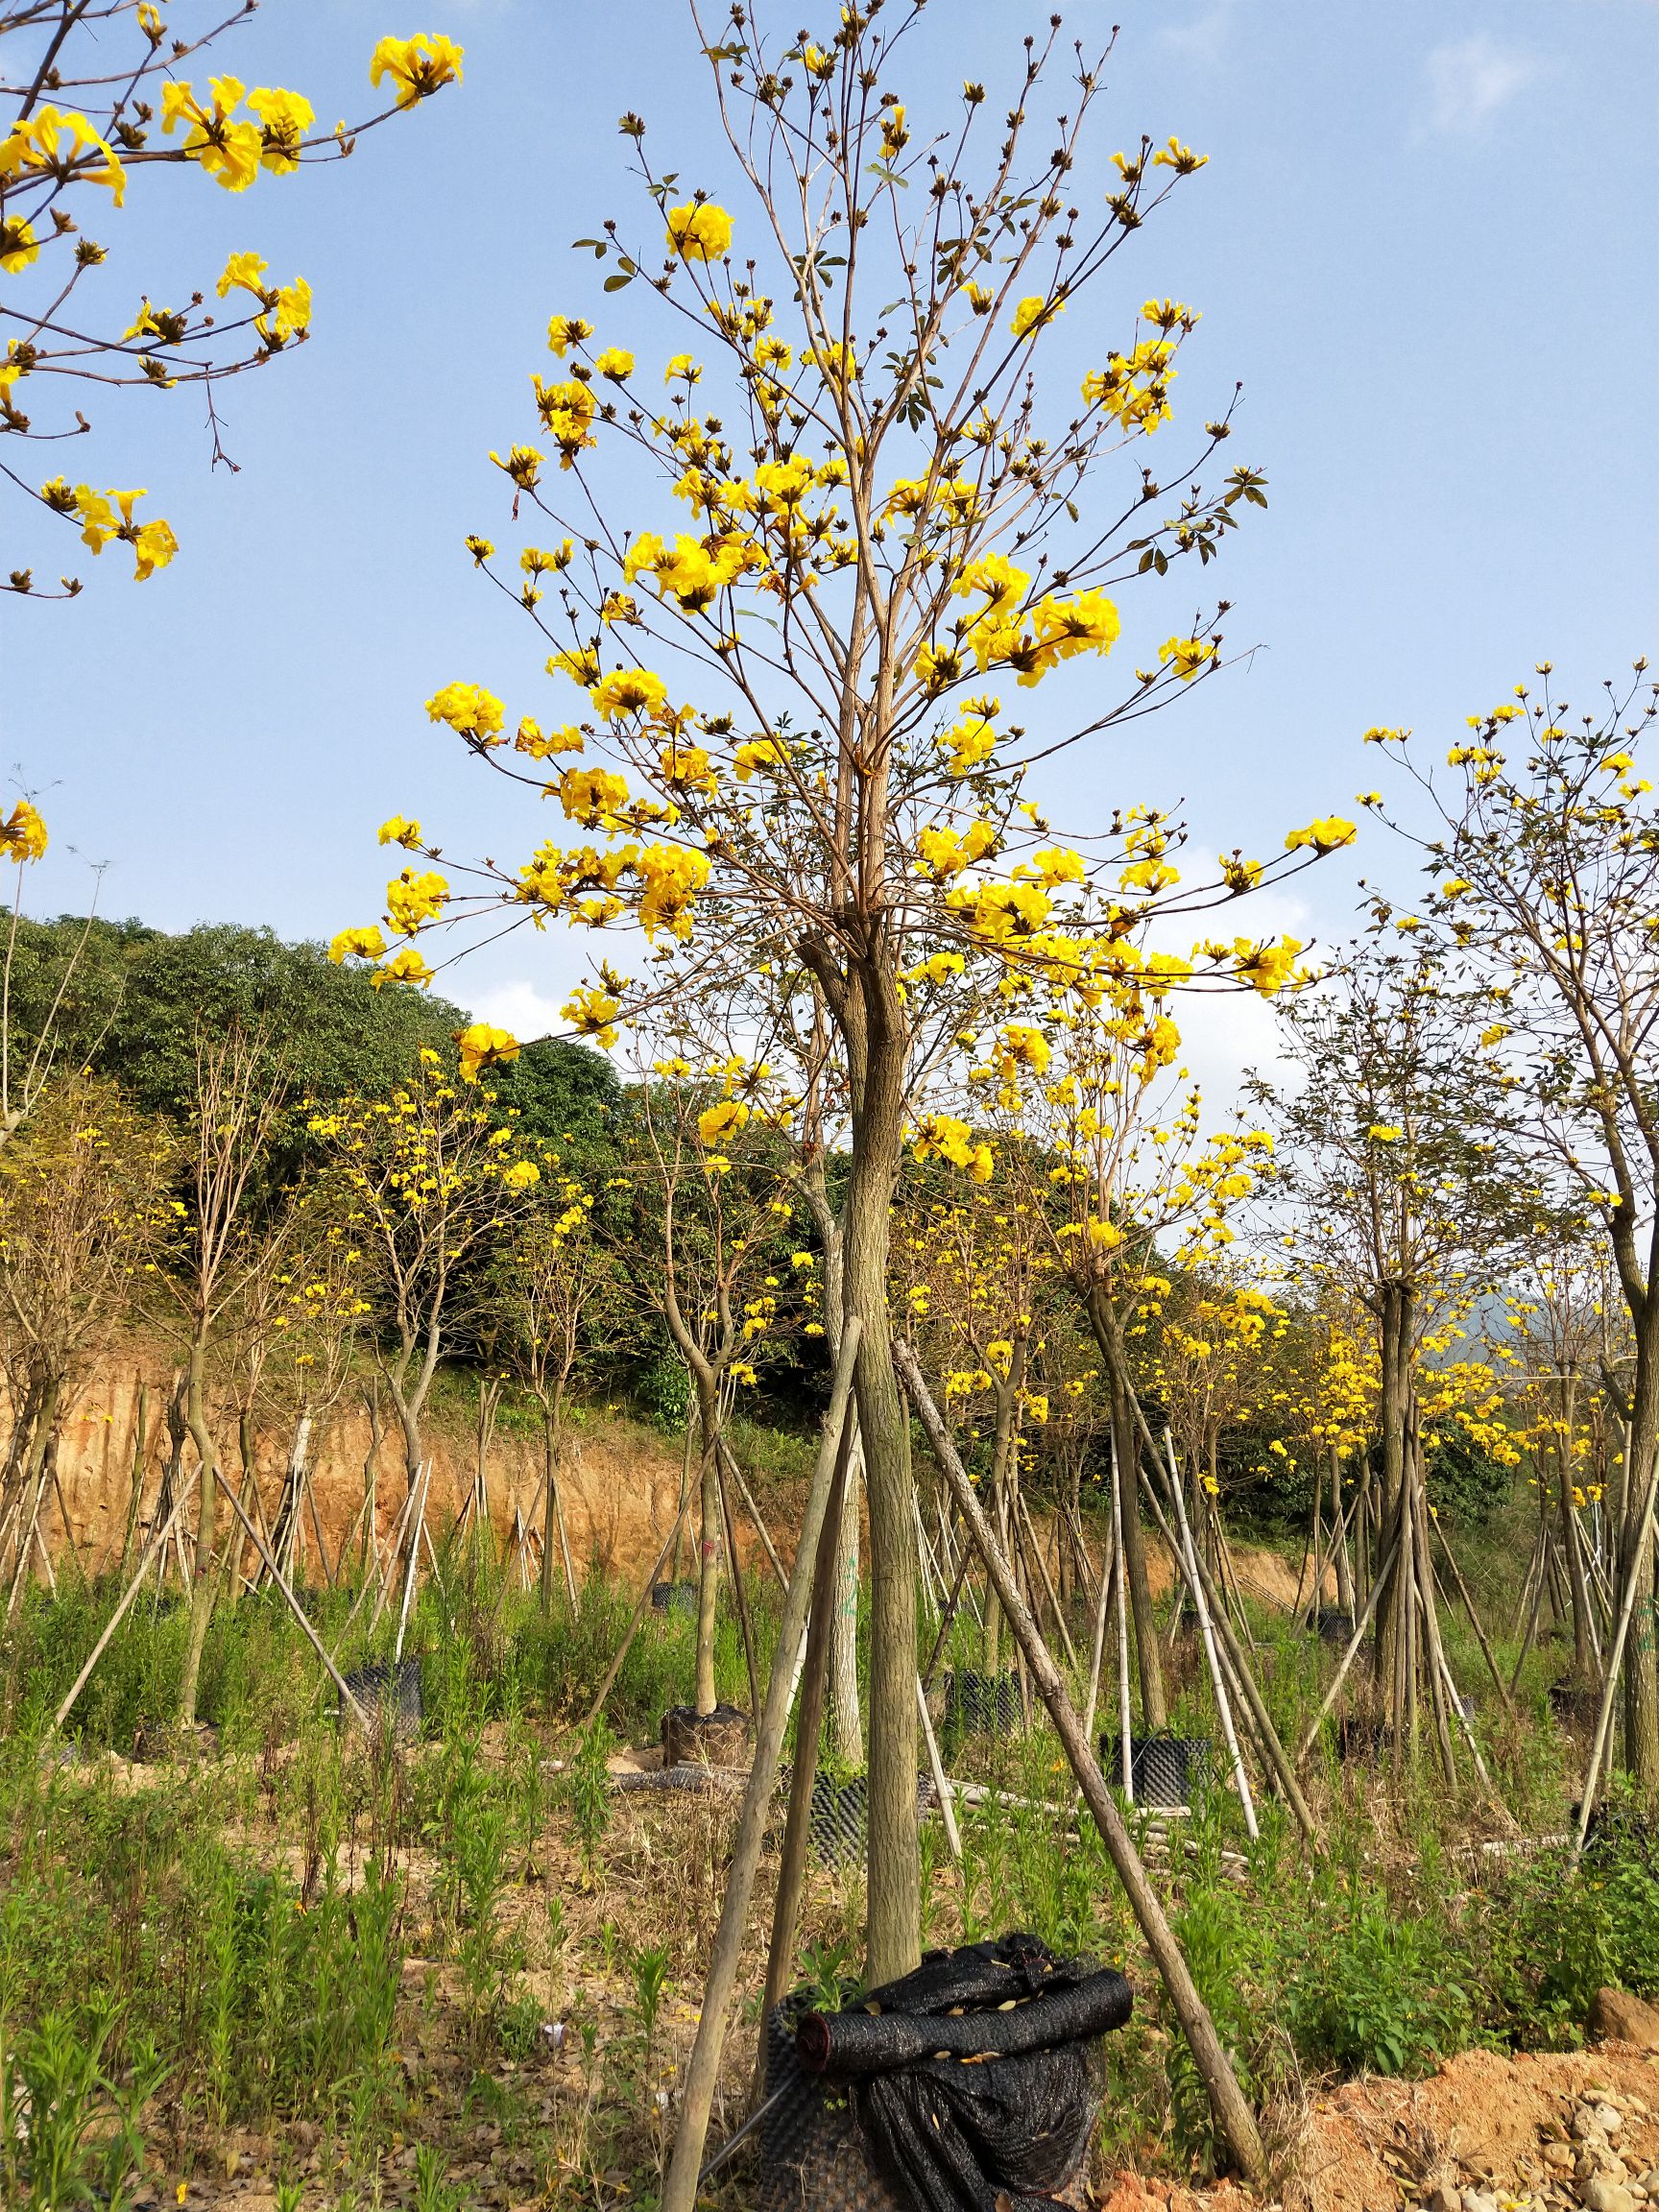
[0,1070,169,1608]
[2,12,461,597]
[618,1046,798,1718]
[1376,668,1659,1782]
[342,5,1355,1975]
[305,1045,543,1556]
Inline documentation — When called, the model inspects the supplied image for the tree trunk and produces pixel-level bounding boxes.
[842,1019,919,1985]
[1087,1289,1167,1729]
[178,1338,221,1728]
[829,1425,864,1766]
[1331,1446,1355,1613]
[692,1381,722,1717]
[1374,1280,1411,1691]
[1621,1327,1659,1786]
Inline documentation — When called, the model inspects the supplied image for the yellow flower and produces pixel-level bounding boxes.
[159,76,261,190]
[72,486,178,578]
[0,217,39,273]
[1011,294,1063,339]
[455,1022,519,1084]
[1231,936,1303,996]
[547,645,602,688]
[216,250,269,301]
[1159,635,1216,682]
[372,946,433,989]
[0,801,47,863]
[558,766,630,826]
[377,815,423,849]
[369,34,464,108]
[698,1099,750,1147]
[500,1159,541,1191]
[329,925,387,964]
[733,735,791,781]
[254,276,311,346]
[594,346,634,380]
[1366,1124,1402,1143]
[0,108,126,206]
[589,668,667,720]
[247,85,315,174]
[665,201,733,262]
[384,868,449,935]
[546,314,593,357]
[425,681,505,742]
[1284,816,1357,854]
[1151,135,1207,173]
[879,104,909,159]
[563,986,622,1046]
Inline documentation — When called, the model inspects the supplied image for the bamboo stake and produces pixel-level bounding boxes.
[211,1466,371,1725]
[1018,1490,1077,1667]
[1575,1438,1659,1856]
[1080,1501,1118,1748]
[661,1319,861,2212]
[579,1495,696,1734]
[1293,1534,1402,1765]
[48,1463,204,1737]
[921,1541,973,1690]
[895,1340,1266,2187]
[394,1458,434,1668]
[717,1436,786,1591]
[716,1453,761,1719]
[1431,1517,1518,1723]
[1112,1431,1134,1805]
[1161,1433,1257,1841]
[915,1672,962,1861]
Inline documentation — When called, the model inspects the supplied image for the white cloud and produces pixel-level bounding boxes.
[1159,2,1238,66]
[465,977,573,1041]
[1145,878,1312,1121]
[1422,34,1542,136]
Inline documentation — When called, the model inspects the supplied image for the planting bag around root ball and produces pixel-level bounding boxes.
[795,1934,1132,2212]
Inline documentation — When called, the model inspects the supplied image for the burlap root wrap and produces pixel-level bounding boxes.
[794,1934,1131,2212]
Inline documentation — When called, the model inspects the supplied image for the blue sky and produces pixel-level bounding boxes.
[3,0,1654,1096]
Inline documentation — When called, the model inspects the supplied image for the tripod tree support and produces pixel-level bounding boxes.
[895,1337,1267,2187]
[661,1316,862,2212]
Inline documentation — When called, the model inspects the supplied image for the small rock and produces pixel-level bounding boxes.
[1599,2105,1627,2138]
[1642,2178,1659,2197]
[1579,2181,1636,2212]
[1464,2192,1500,2212]
[1430,2187,1461,2212]
[1546,2148,1578,2172]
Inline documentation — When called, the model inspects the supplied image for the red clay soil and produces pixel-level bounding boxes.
[1097,2041,1659,2212]
[37,1347,1331,1604]
[45,1351,764,1585]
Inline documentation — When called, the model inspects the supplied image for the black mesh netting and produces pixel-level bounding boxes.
[1100,1733,1210,1808]
[759,1935,1130,2212]
[341,1658,422,1742]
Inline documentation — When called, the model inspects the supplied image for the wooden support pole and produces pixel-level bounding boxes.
[661,1319,861,2212]
[1293,1534,1402,1766]
[211,1465,371,1726]
[1575,1438,1659,1856]
[718,1435,787,1591]
[1431,1518,1519,1724]
[580,1494,695,1734]
[49,1463,204,1738]
[895,1339,1266,2187]
[716,1452,762,1719]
